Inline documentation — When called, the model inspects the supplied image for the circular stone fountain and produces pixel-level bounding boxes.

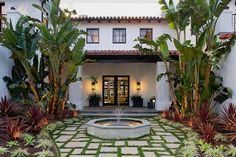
[86,118,150,139]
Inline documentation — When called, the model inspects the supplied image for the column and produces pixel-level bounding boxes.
[156,62,171,111]
[69,66,83,110]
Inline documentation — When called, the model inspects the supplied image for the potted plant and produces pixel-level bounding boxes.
[131,94,143,107]
[88,93,101,107]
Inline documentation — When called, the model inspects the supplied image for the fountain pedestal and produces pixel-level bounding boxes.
[86,118,150,139]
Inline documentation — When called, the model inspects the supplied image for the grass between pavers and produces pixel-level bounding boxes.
[52,116,189,157]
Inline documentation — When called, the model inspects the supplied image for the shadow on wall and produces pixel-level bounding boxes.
[0,46,13,98]
[216,44,236,113]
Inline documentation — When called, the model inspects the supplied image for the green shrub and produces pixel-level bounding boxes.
[11,148,29,157]
[21,133,35,146]
[203,145,225,157]
[226,145,236,157]
[0,147,8,155]
[36,139,52,150]
[34,150,54,157]
[7,141,19,148]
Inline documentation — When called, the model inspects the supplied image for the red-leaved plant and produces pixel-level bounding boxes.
[161,110,171,119]
[56,109,78,119]
[25,105,48,133]
[194,103,217,127]
[0,117,25,140]
[193,103,218,143]
[199,123,216,144]
[0,96,22,118]
[221,103,236,142]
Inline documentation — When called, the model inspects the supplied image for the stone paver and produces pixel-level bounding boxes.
[64,142,87,148]
[143,152,156,157]
[72,148,83,154]
[99,154,117,157]
[56,135,72,142]
[87,143,100,149]
[100,147,117,152]
[128,141,148,146]
[115,141,125,146]
[162,136,180,143]
[122,147,138,155]
[54,117,187,156]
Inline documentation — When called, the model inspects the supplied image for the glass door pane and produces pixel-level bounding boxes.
[117,77,129,105]
[103,77,115,105]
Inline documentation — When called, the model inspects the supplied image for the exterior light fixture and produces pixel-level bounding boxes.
[137,82,141,91]
[91,82,96,92]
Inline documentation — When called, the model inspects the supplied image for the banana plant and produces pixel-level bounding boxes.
[134,34,179,109]
[0,15,47,103]
[181,0,231,102]
[33,0,87,114]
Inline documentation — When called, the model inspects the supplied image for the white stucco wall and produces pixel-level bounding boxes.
[0,0,41,98]
[215,10,234,34]
[82,63,156,107]
[227,0,236,14]
[217,44,236,112]
[80,21,177,51]
[3,0,41,20]
[0,46,13,98]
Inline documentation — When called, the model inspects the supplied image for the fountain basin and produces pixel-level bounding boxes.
[86,118,150,139]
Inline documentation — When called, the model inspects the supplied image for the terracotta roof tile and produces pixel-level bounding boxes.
[85,50,179,56]
[219,32,235,40]
[72,16,165,22]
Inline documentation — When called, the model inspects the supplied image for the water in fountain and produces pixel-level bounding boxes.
[113,107,123,125]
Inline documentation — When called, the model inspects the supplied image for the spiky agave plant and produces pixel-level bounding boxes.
[221,103,236,142]
[25,105,48,133]
[0,96,22,118]
[1,117,25,141]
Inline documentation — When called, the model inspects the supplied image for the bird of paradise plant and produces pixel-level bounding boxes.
[33,0,87,114]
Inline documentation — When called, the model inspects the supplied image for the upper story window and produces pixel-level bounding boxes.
[113,28,126,44]
[87,28,99,44]
[140,28,153,40]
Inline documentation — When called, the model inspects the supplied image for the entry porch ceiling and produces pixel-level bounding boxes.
[85,50,179,63]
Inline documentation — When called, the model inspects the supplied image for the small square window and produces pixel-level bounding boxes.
[87,28,99,44]
[113,28,126,43]
[140,28,153,40]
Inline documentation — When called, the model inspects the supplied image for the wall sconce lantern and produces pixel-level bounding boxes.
[137,82,141,92]
[91,82,96,92]
[10,7,16,10]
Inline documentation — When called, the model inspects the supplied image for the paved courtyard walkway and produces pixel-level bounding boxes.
[53,117,187,157]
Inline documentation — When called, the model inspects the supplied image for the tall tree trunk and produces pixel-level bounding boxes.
[29,81,39,102]
[163,61,178,111]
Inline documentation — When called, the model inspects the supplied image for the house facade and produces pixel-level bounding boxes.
[0,0,236,111]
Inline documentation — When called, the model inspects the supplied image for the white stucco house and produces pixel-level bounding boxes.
[0,0,236,111]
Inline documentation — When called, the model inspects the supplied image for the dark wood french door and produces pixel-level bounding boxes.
[103,75,129,106]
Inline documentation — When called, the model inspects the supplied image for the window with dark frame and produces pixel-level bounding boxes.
[140,28,153,40]
[87,28,99,44]
[113,28,126,43]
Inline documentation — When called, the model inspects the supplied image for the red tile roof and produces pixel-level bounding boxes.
[85,50,179,56]
[72,16,165,22]
[219,32,235,40]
